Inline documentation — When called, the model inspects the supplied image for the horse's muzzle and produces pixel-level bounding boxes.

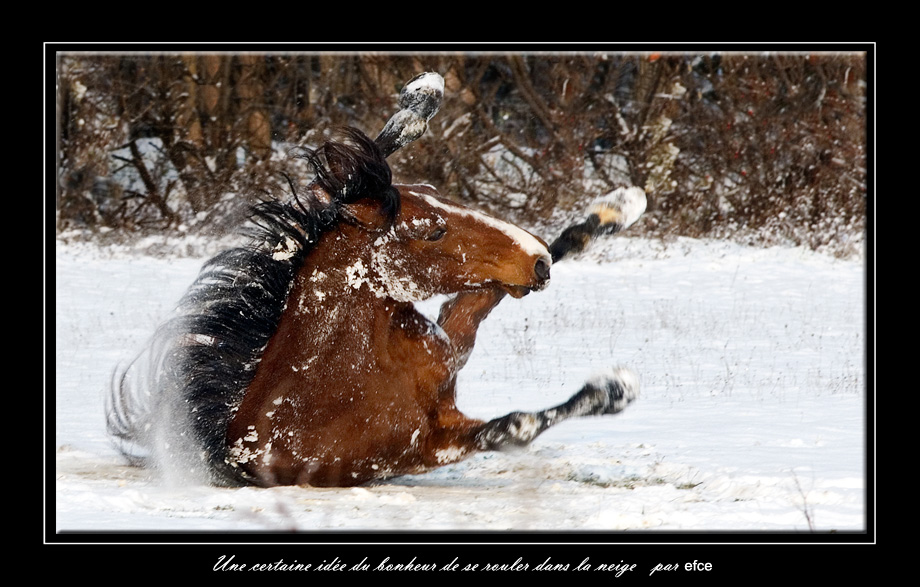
[503,255,552,298]
[529,255,552,293]
[534,256,551,284]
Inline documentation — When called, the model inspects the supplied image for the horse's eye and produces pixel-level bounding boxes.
[427,227,447,241]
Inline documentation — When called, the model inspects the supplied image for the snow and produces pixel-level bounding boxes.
[405,71,444,94]
[52,234,869,536]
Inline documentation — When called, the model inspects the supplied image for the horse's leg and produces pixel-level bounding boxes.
[428,292,638,465]
[423,367,637,466]
[437,289,507,369]
[474,367,639,451]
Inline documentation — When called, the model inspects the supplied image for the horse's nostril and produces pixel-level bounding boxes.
[534,257,551,282]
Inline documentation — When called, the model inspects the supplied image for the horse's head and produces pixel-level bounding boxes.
[302,127,550,303]
[343,183,551,302]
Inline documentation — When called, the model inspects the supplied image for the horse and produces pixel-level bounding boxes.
[107,77,642,488]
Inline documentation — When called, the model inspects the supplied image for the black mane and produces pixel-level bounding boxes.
[107,128,399,486]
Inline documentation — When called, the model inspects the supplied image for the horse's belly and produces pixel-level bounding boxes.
[231,404,432,487]
[227,319,454,487]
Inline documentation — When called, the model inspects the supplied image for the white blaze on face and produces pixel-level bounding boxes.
[411,189,550,260]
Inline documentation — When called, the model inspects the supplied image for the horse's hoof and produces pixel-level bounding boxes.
[589,367,639,415]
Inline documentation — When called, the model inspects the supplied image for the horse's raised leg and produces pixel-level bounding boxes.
[437,289,508,369]
[475,367,639,451]
[434,290,638,456]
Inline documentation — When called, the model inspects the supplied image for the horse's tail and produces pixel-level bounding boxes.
[105,333,169,469]
[549,186,647,262]
[105,322,233,486]
[106,365,146,467]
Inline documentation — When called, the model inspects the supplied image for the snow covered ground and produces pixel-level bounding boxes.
[51,233,869,536]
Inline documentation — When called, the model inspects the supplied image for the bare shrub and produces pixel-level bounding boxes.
[55,51,867,257]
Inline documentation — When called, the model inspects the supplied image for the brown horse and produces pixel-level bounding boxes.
[107,127,639,488]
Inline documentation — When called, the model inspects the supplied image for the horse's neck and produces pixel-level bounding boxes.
[285,228,398,359]
[244,225,453,421]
